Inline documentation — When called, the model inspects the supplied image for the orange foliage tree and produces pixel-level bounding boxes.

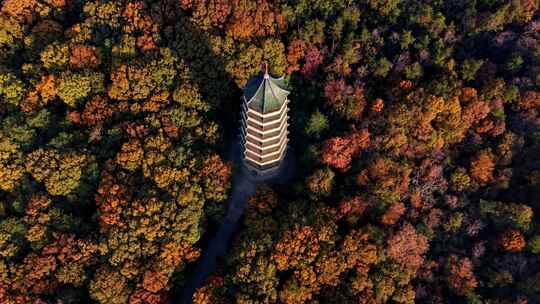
[470,149,495,184]
[70,44,100,69]
[226,0,286,40]
[498,230,526,252]
[82,95,113,126]
[272,225,321,271]
[286,39,307,74]
[320,129,370,172]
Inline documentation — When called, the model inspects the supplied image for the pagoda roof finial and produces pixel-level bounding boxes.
[243,67,289,114]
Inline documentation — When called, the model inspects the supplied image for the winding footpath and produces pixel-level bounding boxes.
[179,137,295,303]
[179,168,256,304]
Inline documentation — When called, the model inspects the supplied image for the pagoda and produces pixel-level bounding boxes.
[240,65,290,176]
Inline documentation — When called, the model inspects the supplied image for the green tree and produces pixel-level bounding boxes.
[528,235,540,254]
[374,57,393,77]
[305,110,329,137]
[460,59,483,81]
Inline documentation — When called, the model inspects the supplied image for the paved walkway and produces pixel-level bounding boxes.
[179,169,256,304]
[178,140,295,303]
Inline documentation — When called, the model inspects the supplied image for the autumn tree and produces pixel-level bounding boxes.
[381,202,406,226]
[498,230,526,252]
[198,154,232,202]
[446,255,477,296]
[70,44,100,69]
[286,39,306,74]
[89,267,130,304]
[386,223,429,271]
[301,46,325,80]
[82,95,113,126]
[306,167,335,197]
[272,225,322,271]
[56,71,104,107]
[320,129,370,171]
[108,49,176,101]
[470,149,495,184]
[479,200,533,231]
[26,148,88,196]
[226,0,286,40]
[0,135,24,191]
[0,71,25,106]
[323,79,365,120]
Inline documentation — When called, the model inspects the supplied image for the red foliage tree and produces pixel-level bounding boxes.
[518,90,540,110]
[301,46,324,80]
[95,161,135,231]
[142,271,168,294]
[248,185,278,214]
[371,98,384,113]
[381,202,406,226]
[70,44,100,69]
[323,79,365,119]
[386,223,429,270]
[321,129,370,172]
[338,196,368,219]
[462,99,490,128]
[446,255,477,296]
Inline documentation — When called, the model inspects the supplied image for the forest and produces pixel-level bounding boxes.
[1,0,540,303]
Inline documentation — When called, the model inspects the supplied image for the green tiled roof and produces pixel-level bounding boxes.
[243,73,290,114]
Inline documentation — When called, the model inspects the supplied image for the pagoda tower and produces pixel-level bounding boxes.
[240,66,290,176]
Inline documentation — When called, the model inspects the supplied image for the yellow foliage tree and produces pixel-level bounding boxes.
[0,135,24,191]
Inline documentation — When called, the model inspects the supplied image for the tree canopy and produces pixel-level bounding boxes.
[1,0,540,303]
